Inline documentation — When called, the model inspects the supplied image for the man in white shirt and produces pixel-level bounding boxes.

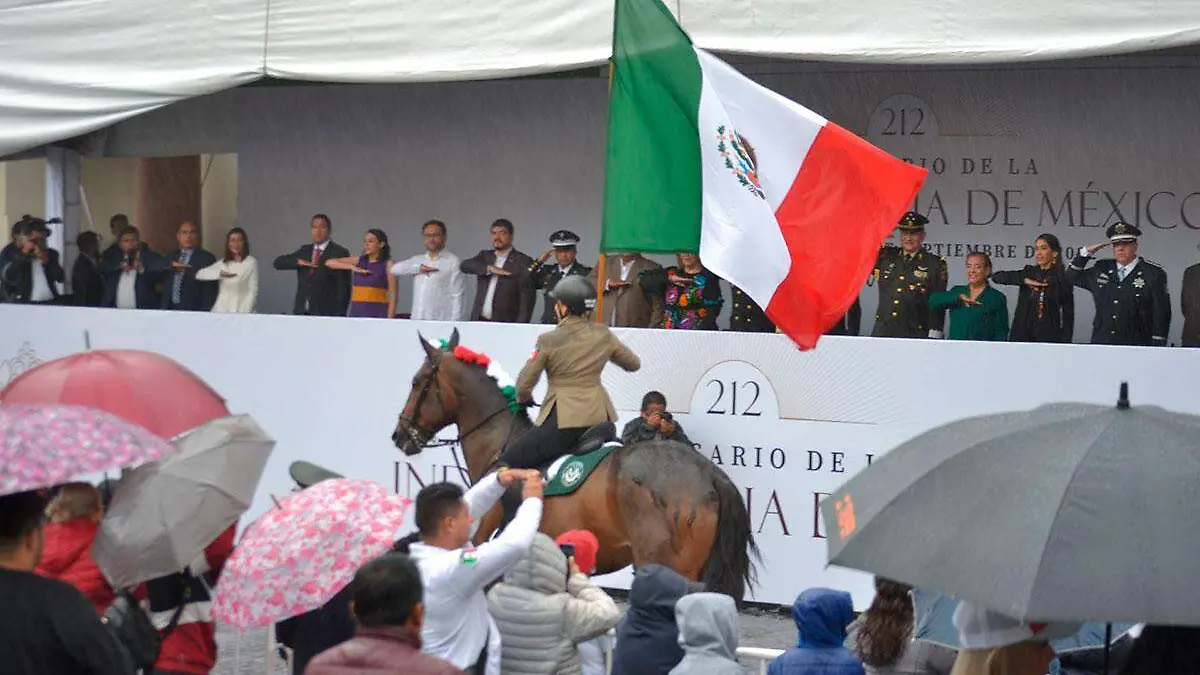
[391,220,466,321]
[403,469,543,675]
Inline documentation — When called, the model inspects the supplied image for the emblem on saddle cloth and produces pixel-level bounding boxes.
[559,460,585,487]
[543,442,621,498]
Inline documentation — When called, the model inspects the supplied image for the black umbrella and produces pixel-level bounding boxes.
[821,383,1200,626]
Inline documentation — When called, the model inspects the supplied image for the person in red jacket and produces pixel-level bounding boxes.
[35,483,114,614]
[307,552,462,675]
[142,524,237,675]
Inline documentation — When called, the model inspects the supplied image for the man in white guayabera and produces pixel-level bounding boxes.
[391,219,465,321]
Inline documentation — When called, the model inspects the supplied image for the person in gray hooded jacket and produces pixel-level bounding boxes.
[668,593,742,675]
[486,533,620,675]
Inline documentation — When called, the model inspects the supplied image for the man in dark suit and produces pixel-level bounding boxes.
[71,231,105,307]
[1182,256,1200,347]
[826,297,862,336]
[1067,221,1171,346]
[101,225,165,309]
[161,221,217,312]
[526,229,593,324]
[273,213,351,316]
[100,213,130,269]
[1,216,64,305]
[460,218,535,323]
[870,212,949,338]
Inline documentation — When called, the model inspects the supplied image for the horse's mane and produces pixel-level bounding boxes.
[437,343,532,425]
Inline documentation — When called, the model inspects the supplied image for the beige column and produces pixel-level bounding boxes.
[135,156,201,252]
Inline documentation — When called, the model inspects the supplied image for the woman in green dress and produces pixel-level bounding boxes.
[929,251,1010,341]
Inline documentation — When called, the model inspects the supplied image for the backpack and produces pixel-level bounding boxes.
[101,588,186,671]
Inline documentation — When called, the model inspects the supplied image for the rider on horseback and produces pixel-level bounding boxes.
[496,275,641,475]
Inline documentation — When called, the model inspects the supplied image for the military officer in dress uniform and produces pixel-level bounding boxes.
[1067,221,1171,346]
[729,285,776,332]
[528,229,593,324]
[870,212,949,338]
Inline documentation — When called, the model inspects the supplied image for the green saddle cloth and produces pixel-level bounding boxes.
[543,443,620,497]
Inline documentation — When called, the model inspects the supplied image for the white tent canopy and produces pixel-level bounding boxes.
[3,0,1200,156]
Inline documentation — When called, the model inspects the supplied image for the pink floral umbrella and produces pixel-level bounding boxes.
[213,478,411,629]
[0,404,175,497]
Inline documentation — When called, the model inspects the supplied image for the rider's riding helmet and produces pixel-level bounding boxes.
[549,275,596,316]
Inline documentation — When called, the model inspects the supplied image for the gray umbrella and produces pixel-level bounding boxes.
[92,414,275,588]
[821,383,1200,625]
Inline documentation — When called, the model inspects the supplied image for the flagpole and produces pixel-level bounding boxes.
[594,58,615,324]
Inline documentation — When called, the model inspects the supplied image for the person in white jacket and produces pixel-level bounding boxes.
[397,469,544,675]
[195,227,258,313]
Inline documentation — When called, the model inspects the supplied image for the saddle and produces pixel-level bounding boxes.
[546,421,618,477]
[494,421,619,534]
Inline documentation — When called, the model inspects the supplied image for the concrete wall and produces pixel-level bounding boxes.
[1,155,237,253]
[80,158,137,241]
[1,160,47,231]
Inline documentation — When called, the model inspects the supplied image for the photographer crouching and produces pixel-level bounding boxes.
[1,216,63,305]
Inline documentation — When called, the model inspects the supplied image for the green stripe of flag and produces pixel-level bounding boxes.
[600,0,704,254]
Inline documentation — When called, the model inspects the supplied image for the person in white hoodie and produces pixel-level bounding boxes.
[396,469,544,675]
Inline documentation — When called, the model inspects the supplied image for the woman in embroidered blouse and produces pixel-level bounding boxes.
[325,229,397,318]
[195,227,258,313]
[929,251,1009,341]
[659,253,723,330]
[990,233,1074,343]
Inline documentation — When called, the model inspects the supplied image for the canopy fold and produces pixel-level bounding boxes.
[3,0,1200,155]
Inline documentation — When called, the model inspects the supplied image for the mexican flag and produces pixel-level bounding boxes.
[600,0,927,349]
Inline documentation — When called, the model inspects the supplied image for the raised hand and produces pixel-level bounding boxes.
[521,473,545,500]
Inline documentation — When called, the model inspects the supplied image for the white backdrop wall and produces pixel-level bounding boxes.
[221,58,1200,341]
[3,305,1199,606]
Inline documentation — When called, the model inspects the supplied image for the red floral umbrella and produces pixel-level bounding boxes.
[213,479,411,629]
[0,404,175,497]
[0,350,229,438]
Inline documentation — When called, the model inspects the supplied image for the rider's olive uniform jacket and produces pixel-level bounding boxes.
[517,315,641,428]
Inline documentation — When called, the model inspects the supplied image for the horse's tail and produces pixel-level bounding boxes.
[700,467,760,601]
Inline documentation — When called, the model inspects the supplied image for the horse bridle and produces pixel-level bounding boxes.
[396,353,515,452]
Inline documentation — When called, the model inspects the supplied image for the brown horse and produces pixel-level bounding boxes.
[392,328,759,598]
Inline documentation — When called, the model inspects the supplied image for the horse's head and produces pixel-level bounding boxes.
[392,328,462,456]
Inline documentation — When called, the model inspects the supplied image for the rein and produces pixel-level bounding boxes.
[396,350,533,483]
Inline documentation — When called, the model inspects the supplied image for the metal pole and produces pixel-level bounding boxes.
[595,59,614,324]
